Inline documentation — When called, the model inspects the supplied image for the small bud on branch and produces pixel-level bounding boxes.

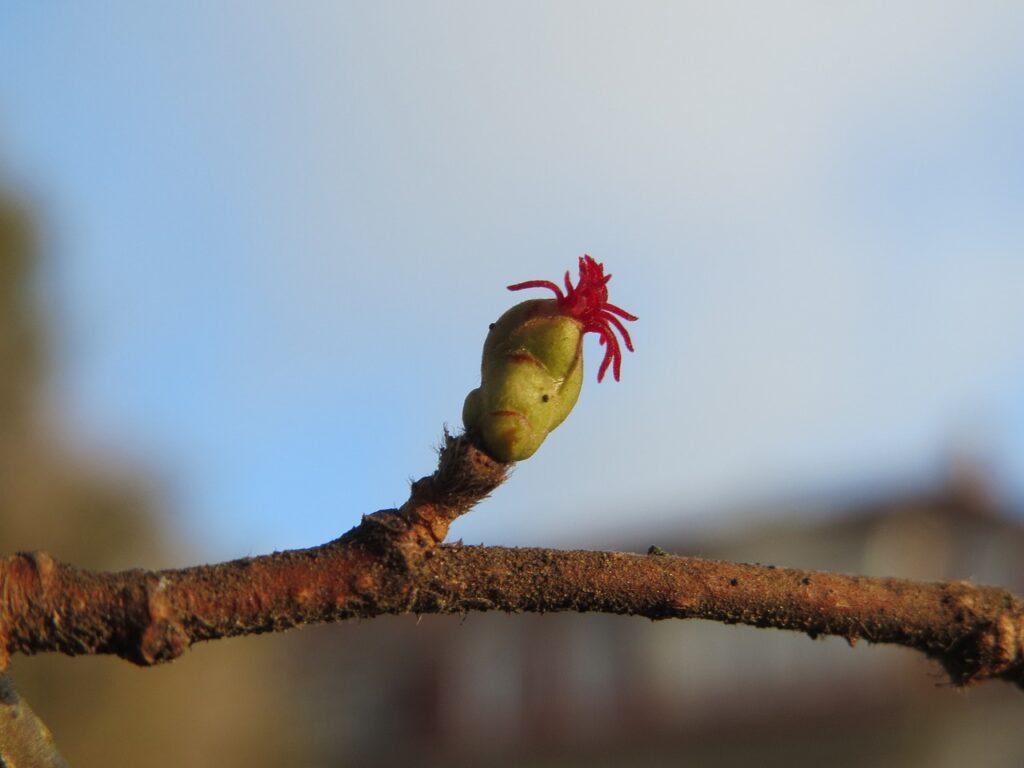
[463,255,637,462]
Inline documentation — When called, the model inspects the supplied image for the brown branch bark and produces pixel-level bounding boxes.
[1,433,1022,690]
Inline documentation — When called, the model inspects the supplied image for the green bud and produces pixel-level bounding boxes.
[463,255,637,463]
[463,299,584,462]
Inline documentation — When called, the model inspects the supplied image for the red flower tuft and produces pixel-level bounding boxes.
[508,255,638,382]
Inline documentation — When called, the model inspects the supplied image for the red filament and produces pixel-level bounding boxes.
[508,255,638,382]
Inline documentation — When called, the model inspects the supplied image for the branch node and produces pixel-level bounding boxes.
[24,551,57,587]
[360,433,509,553]
[137,574,189,666]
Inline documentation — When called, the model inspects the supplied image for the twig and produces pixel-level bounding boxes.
[0,433,1021,689]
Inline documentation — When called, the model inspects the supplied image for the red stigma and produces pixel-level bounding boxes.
[507,255,638,382]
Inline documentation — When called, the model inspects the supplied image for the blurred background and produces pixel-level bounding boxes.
[1,2,1022,766]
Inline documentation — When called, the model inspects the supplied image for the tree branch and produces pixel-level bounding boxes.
[1,434,1021,689]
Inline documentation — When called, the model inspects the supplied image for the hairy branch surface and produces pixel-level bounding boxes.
[1,434,1022,689]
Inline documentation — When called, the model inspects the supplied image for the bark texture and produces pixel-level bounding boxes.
[1,434,1021,689]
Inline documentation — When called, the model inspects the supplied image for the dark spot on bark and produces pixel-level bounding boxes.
[802,577,812,585]
[729,578,739,587]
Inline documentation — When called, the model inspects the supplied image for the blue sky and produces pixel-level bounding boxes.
[1,3,1022,560]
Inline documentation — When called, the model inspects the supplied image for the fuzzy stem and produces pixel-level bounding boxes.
[0,434,1020,689]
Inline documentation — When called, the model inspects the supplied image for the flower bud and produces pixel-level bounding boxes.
[464,255,637,462]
